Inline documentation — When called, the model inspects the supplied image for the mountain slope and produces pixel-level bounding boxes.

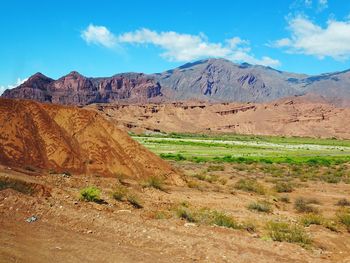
[0,98,176,178]
[153,58,306,102]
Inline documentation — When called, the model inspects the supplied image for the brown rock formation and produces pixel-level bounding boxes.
[0,98,175,178]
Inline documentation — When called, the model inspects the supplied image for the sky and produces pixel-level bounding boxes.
[1,0,350,94]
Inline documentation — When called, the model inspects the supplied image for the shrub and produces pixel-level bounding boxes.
[248,201,272,213]
[266,221,311,246]
[175,205,240,229]
[193,173,219,183]
[80,186,101,202]
[112,185,128,201]
[207,165,225,172]
[300,213,323,227]
[321,174,341,184]
[187,180,203,190]
[279,195,290,203]
[127,194,143,209]
[294,197,319,213]
[143,176,166,191]
[176,206,197,222]
[337,209,350,231]
[275,182,294,193]
[209,210,239,229]
[234,179,265,195]
[336,198,350,207]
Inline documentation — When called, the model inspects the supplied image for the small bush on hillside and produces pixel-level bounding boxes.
[337,209,350,231]
[300,213,323,227]
[248,201,272,213]
[275,182,294,193]
[143,176,166,191]
[127,194,143,209]
[209,210,239,229]
[336,198,350,207]
[175,204,240,229]
[112,185,128,201]
[279,195,290,203]
[234,179,265,195]
[176,206,197,223]
[294,197,319,213]
[207,165,225,172]
[266,221,311,246]
[321,174,341,184]
[80,186,101,202]
[193,173,219,183]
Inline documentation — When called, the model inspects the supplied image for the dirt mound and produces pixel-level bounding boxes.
[0,98,176,178]
[89,95,350,139]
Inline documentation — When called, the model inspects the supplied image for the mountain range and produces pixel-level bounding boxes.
[3,58,350,106]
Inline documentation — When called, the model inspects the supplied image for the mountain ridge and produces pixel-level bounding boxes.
[2,58,350,106]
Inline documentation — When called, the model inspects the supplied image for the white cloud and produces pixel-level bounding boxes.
[81,24,117,48]
[81,24,280,67]
[0,77,28,95]
[117,28,280,67]
[273,15,350,60]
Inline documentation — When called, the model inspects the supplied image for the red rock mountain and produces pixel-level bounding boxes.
[2,72,162,105]
[0,98,176,179]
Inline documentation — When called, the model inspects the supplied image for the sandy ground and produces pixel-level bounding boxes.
[1,163,350,263]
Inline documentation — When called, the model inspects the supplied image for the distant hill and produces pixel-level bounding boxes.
[3,58,350,106]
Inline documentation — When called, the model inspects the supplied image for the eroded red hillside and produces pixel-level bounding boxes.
[0,98,176,179]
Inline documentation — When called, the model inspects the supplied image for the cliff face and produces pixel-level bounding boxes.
[2,72,162,105]
[0,98,175,178]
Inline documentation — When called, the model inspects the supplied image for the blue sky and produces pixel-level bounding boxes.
[1,0,350,93]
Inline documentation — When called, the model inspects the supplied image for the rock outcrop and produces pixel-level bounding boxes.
[3,72,162,105]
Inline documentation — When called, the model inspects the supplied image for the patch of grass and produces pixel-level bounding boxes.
[234,179,265,195]
[294,197,319,213]
[112,185,128,201]
[275,181,294,193]
[127,194,143,209]
[143,176,166,191]
[80,186,102,202]
[336,198,350,207]
[279,195,290,203]
[153,210,172,219]
[300,213,323,227]
[248,201,272,213]
[176,206,197,222]
[337,209,350,231]
[266,221,311,247]
[187,180,204,190]
[209,210,239,229]
[192,173,219,183]
[175,204,240,229]
[321,174,341,184]
[160,153,186,161]
[207,165,225,172]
